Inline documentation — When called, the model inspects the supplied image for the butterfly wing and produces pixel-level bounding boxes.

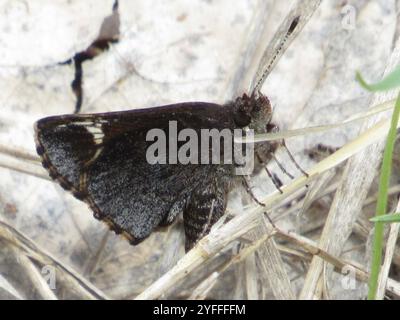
[183,174,228,251]
[35,102,235,244]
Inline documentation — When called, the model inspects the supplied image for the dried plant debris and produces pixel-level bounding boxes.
[60,0,120,113]
[305,144,340,162]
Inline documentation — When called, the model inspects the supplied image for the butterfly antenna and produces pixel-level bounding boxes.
[251,16,301,95]
[282,139,309,177]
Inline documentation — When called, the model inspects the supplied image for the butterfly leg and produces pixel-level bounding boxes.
[281,139,309,177]
[256,152,283,194]
[242,176,266,207]
[271,153,294,179]
[242,176,275,228]
[266,123,308,178]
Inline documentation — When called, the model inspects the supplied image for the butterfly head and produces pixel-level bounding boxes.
[232,93,273,133]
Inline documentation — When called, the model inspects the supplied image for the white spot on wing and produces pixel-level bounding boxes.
[85,126,104,145]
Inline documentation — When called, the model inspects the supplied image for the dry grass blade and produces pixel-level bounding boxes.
[300,170,336,216]
[249,220,295,299]
[8,246,58,300]
[189,272,219,300]
[244,255,259,299]
[300,35,400,300]
[0,274,24,299]
[0,144,40,163]
[0,144,50,180]
[189,230,275,300]
[135,210,261,300]
[276,228,400,297]
[0,160,50,181]
[0,220,109,300]
[237,98,395,143]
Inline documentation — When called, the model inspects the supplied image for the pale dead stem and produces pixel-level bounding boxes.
[142,222,400,300]
[188,272,219,300]
[248,225,295,299]
[276,228,400,297]
[0,160,49,181]
[189,231,276,299]
[0,220,109,300]
[0,144,49,181]
[276,177,400,270]
[0,144,40,162]
[0,243,57,299]
[83,231,110,277]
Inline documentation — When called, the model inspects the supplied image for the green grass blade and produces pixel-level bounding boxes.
[370,213,400,223]
[356,65,400,91]
[367,90,400,299]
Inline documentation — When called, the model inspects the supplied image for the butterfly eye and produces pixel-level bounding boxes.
[233,111,251,127]
[266,123,278,133]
